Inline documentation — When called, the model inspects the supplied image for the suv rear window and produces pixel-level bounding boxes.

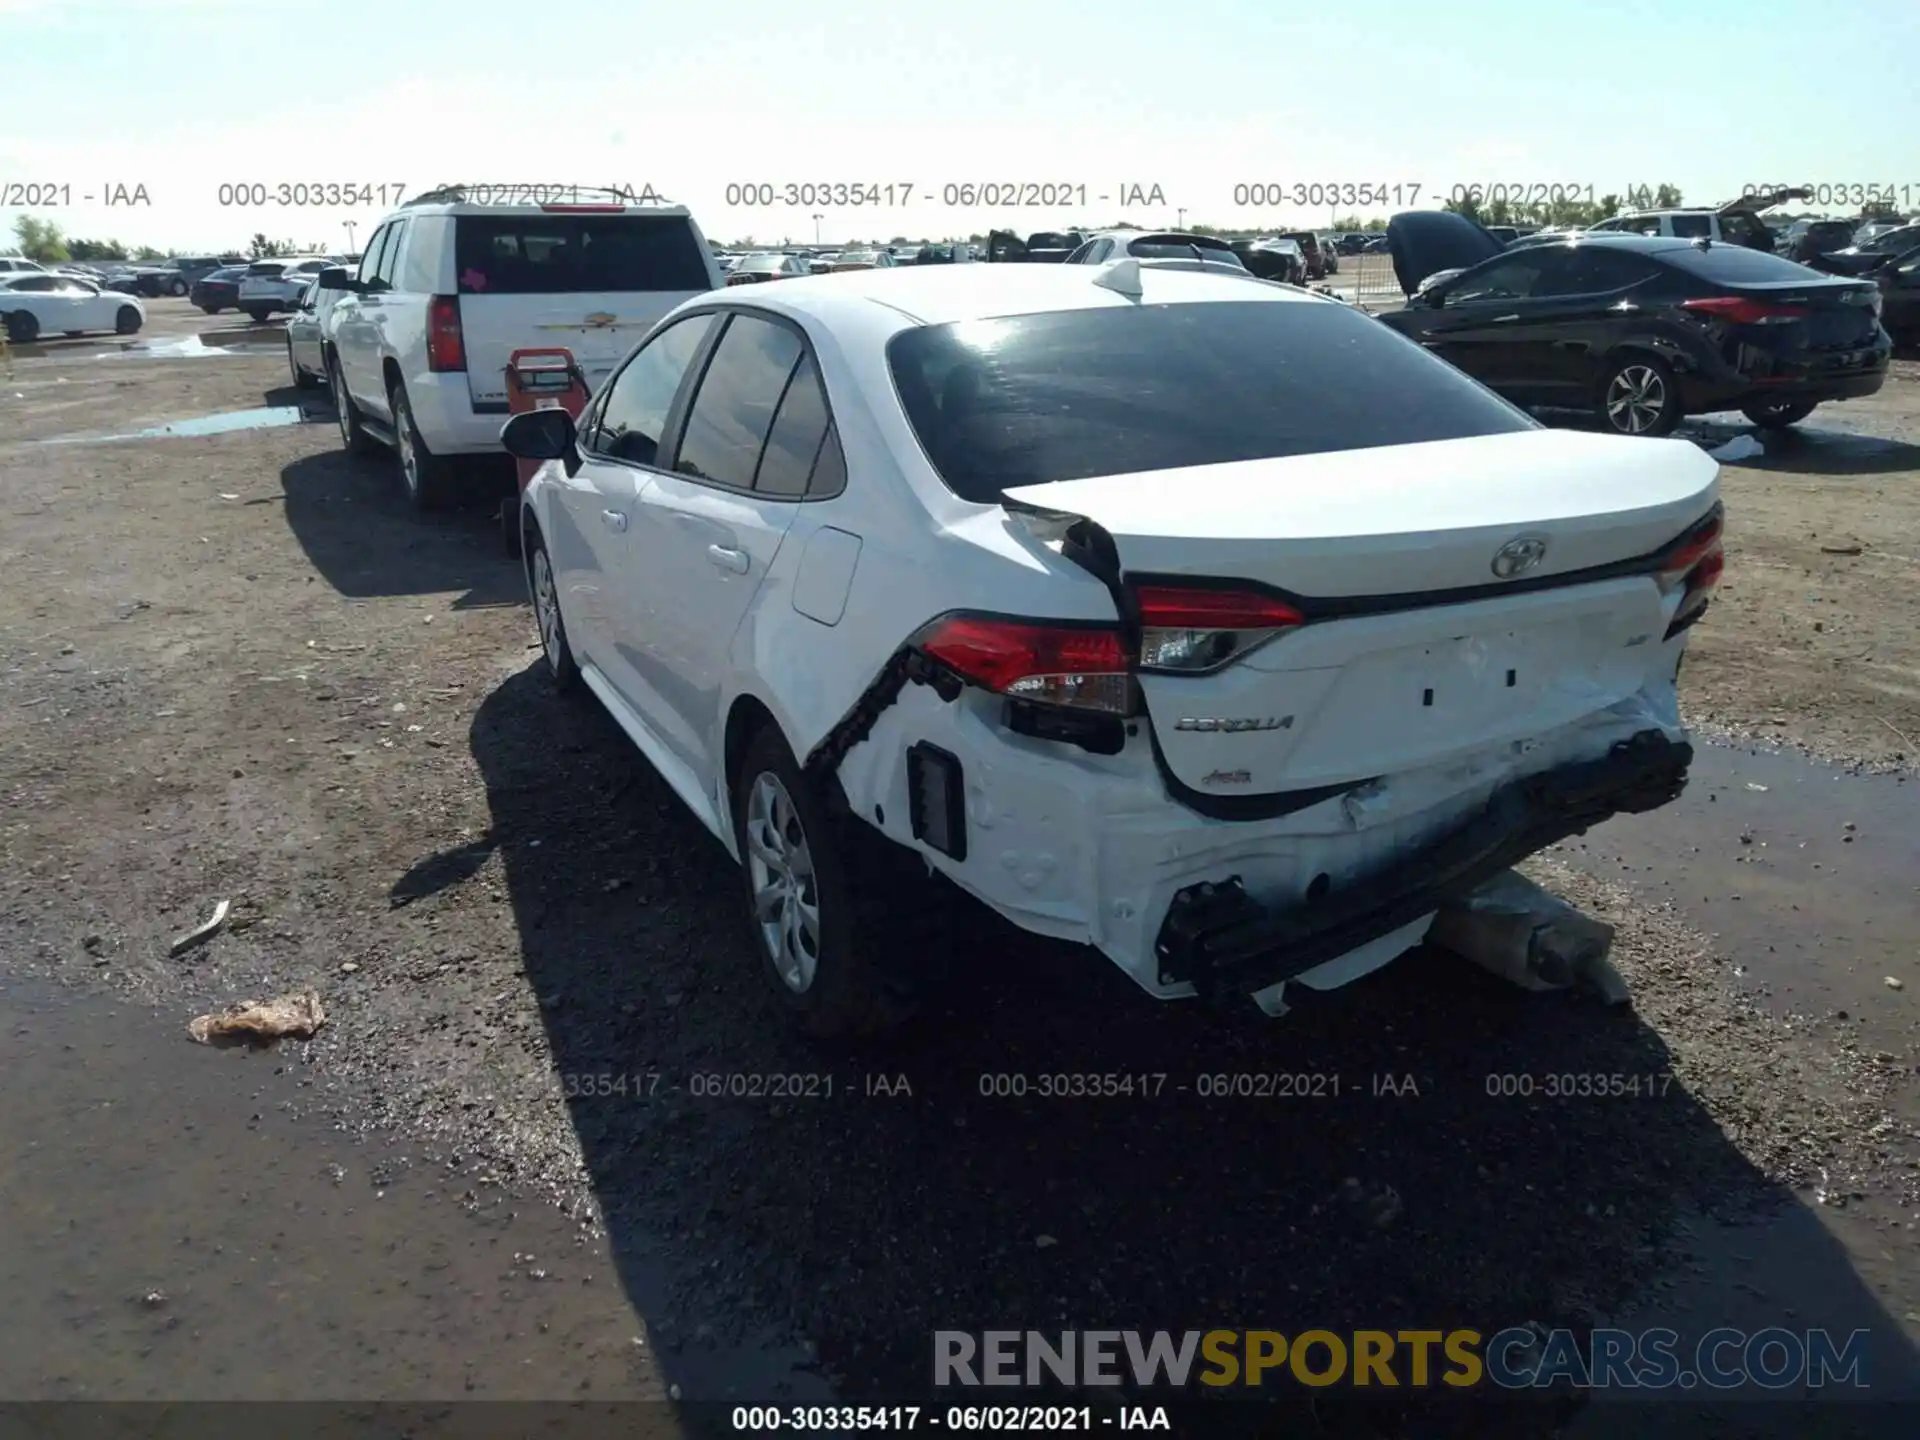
[246,262,287,276]
[886,300,1536,503]
[453,214,711,294]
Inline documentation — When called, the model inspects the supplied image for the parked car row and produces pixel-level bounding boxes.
[1380,211,1893,435]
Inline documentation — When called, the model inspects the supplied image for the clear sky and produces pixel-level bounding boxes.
[3,0,1918,253]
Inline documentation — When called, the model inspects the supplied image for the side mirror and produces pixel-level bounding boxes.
[500,407,578,462]
[316,267,353,291]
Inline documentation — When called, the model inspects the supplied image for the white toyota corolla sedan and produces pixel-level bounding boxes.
[501,260,1723,1038]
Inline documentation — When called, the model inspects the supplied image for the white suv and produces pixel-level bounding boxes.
[237,257,336,320]
[499,262,1722,1038]
[319,187,722,510]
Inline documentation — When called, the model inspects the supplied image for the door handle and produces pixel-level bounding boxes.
[707,544,749,574]
[601,509,627,532]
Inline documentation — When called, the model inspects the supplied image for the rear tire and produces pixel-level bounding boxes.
[328,351,383,457]
[730,725,950,1039]
[1597,353,1681,437]
[389,380,457,512]
[1741,397,1818,429]
[168,278,187,297]
[6,311,39,343]
[114,306,141,335]
[245,307,273,323]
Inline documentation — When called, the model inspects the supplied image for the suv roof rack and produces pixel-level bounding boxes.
[403,184,676,209]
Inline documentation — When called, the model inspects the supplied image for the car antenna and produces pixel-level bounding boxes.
[1092,258,1143,297]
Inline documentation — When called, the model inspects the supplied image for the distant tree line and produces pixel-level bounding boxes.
[4,216,327,264]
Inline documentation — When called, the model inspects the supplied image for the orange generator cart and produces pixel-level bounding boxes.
[500,346,592,554]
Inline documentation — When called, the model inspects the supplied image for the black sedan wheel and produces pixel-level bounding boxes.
[1598,355,1681,437]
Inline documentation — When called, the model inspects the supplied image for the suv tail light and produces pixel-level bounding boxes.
[1655,507,1725,636]
[1681,296,1808,325]
[911,615,1134,714]
[1135,585,1305,673]
[427,295,465,372]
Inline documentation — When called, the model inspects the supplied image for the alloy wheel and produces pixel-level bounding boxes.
[394,393,419,496]
[531,548,561,668]
[743,772,821,993]
[1605,365,1668,434]
[331,363,353,447]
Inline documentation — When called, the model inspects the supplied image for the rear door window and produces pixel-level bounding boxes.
[752,352,833,498]
[668,314,804,490]
[885,299,1535,503]
[454,215,710,295]
[1668,213,1712,238]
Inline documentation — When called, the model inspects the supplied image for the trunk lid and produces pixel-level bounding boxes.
[450,209,719,407]
[458,291,699,407]
[1386,211,1506,296]
[1724,275,1885,348]
[1002,428,1718,793]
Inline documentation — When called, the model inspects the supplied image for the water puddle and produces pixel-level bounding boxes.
[39,406,321,445]
[1561,740,1918,1035]
[0,976,825,1419]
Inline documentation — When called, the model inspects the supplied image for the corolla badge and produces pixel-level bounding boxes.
[1490,533,1550,579]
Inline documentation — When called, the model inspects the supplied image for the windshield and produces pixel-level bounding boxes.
[453,214,712,294]
[885,300,1535,503]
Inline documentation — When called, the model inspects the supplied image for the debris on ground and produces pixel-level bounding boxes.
[1428,869,1625,1002]
[187,989,325,1045]
[1819,543,1864,556]
[1707,434,1765,462]
[169,898,231,956]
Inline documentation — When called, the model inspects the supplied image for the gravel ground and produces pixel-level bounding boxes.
[1,301,1916,1435]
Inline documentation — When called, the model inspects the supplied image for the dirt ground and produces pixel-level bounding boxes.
[2,300,1917,1432]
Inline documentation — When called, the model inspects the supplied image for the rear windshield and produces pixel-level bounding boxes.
[1662,244,1844,283]
[1126,236,1244,265]
[246,262,287,276]
[886,300,1536,503]
[453,215,711,295]
[1027,234,1079,250]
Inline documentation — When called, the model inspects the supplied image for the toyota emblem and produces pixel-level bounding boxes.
[1490,534,1549,579]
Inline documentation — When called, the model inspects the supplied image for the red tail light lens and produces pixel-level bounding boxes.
[1657,509,1725,635]
[1134,585,1305,673]
[912,615,1134,714]
[427,295,465,371]
[1681,296,1808,325]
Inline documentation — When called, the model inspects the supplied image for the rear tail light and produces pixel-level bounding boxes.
[1135,585,1305,673]
[1656,507,1725,636]
[1681,296,1808,325]
[911,615,1134,714]
[427,295,465,372]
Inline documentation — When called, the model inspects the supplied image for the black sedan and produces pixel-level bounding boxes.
[190,265,248,314]
[1379,212,1889,436]
[1879,246,1920,347]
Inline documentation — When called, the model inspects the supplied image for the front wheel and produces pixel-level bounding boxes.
[730,726,947,1039]
[168,278,187,297]
[1741,397,1818,429]
[328,352,383,457]
[115,306,141,335]
[526,533,579,691]
[1598,354,1681,437]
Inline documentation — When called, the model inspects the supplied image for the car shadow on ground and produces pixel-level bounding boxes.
[399,665,1920,1435]
[1541,409,1920,476]
[277,448,523,607]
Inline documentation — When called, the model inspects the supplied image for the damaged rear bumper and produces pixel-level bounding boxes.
[1153,729,1692,1002]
